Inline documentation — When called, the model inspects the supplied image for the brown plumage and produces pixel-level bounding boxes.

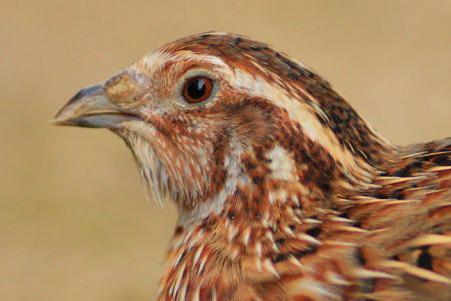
[54,32,451,301]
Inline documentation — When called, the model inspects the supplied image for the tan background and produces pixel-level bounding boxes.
[1,1,451,300]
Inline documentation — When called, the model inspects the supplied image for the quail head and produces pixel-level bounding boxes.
[54,32,451,301]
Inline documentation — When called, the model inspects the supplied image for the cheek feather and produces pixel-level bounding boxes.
[121,130,169,206]
[122,113,235,209]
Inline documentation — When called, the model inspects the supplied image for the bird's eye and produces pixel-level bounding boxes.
[182,76,214,104]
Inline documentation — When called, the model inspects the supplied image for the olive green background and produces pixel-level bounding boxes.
[1,1,451,300]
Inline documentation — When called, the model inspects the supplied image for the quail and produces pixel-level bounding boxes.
[54,32,451,301]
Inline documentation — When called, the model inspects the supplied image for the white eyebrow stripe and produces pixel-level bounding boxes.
[228,67,369,176]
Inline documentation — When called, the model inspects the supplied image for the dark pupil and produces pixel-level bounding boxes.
[187,78,206,99]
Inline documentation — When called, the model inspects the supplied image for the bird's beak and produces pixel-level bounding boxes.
[52,84,140,129]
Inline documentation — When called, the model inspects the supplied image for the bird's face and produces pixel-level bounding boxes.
[55,33,390,216]
[54,36,286,210]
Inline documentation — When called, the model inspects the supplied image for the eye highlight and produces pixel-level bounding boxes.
[182,76,214,104]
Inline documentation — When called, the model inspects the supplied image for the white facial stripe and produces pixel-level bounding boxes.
[177,140,250,228]
[266,145,297,182]
[229,68,368,175]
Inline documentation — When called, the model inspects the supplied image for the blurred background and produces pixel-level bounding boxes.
[1,1,451,300]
